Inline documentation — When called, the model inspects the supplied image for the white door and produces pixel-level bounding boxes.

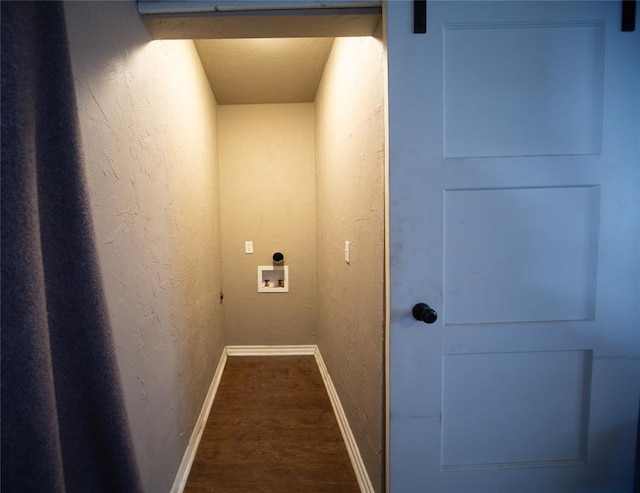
[387,1,639,492]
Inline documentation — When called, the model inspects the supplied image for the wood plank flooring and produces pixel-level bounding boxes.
[184,356,360,493]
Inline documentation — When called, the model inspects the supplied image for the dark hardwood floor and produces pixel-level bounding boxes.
[184,356,360,492]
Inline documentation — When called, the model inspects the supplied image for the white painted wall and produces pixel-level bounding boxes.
[64,2,224,491]
[218,104,317,345]
[315,34,386,492]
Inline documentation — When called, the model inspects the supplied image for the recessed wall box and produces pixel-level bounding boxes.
[258,265,289,293]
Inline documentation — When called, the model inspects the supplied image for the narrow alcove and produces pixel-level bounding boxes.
[194,33,386,492]
[64,2,385,490]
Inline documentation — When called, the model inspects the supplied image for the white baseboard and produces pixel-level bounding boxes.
[172,344,374,493]
[171,348,228,493]
[313,347,375,493]
[225,344,316,356]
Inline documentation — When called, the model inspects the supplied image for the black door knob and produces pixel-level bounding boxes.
[412,303,438,324]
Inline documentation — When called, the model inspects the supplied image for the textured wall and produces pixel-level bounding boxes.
[314,35,385,492]
[218,104,316,345]
[64,2,225,492]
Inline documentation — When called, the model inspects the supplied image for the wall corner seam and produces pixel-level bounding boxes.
[170,350,228,493]
[314,346,376,493]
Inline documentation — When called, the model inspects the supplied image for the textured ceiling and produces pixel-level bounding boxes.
[194,37,334,105]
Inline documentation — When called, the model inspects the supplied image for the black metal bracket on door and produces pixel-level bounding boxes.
[413,0,635,33]
[414,0,427,33]
[622,0,636,31]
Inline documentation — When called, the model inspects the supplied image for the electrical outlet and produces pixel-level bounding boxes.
[245,241,253,254]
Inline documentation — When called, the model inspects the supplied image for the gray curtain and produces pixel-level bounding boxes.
[1,2,143,491]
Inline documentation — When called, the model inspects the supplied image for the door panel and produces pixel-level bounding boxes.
[443,22,604,158]
[443,186,599,325]
[441,350,592,468]
[387,1,639,492]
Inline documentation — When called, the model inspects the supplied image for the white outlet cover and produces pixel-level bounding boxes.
[245,241,253,254]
